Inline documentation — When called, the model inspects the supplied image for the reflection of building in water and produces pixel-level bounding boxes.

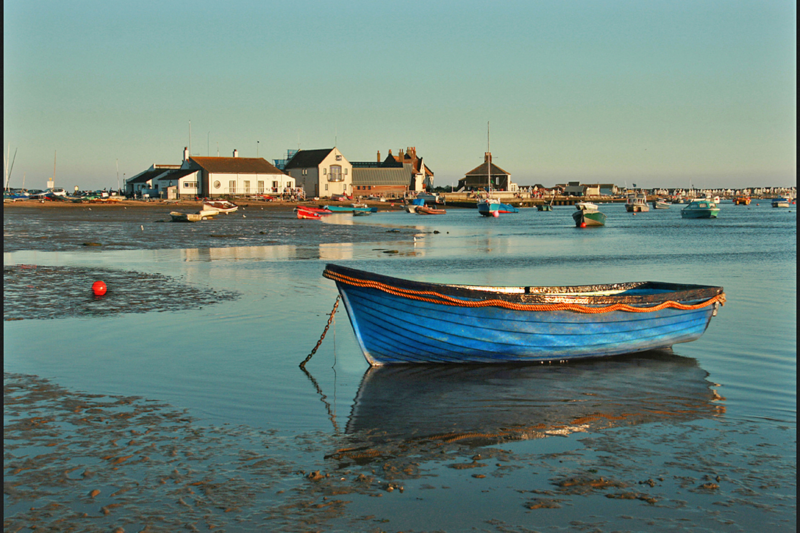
[178,244,360,263]
[318,243,354,261]
[181,246,299,262]
[328,352,724,463]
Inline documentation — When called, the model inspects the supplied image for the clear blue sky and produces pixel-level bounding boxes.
[4,0,796,191]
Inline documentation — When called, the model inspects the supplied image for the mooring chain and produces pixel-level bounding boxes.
[299,296,340,369]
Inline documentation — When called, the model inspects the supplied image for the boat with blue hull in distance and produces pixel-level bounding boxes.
[477,196,501,217]
[681,200,720,219]
[323,203,377,213]
[323,264,725,366]
[772,197,791,208]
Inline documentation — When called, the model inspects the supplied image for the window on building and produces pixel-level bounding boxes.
[243,180,250,193]
[258,181,265,193]
[329,165,342,182]
[336,155,342,161]
[325,184,328,191]
[229,180,236,194]
[344,168,348,175]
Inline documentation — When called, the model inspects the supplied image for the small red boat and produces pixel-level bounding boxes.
[416,205,447,215]
[296,208,321,220]
[295,206,333,215]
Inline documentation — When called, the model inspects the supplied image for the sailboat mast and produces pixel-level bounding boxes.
[4,144,8,190]
[487,121,490,191]
[6,147,18,190]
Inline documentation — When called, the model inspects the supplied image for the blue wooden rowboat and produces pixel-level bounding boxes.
[323,264,725,366]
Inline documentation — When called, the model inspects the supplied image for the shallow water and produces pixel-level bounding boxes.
[4,202,796,531]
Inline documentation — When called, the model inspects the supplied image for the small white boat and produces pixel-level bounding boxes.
[653,199,670,209]
[203,200,238,214]
[170,208,219,222]
[772,197,790,208]
[626,193,650,212]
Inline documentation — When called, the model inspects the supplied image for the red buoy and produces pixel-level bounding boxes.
[92,281,107,296]
[492,211,499,218]
[580,222,587,228]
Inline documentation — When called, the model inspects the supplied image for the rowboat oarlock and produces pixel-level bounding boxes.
[323,264,725,366]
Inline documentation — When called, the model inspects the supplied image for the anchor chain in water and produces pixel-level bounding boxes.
[299,296,340,369]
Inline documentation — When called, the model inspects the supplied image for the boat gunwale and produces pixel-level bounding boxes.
[325,264,723,306]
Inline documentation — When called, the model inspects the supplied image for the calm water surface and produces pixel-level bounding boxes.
[4,202,796,531]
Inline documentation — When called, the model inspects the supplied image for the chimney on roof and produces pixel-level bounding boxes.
[399,149,404,160]
[485,152,492,164]
[183,147,189,162]
[377,150,381,162]
[233,149,238,158]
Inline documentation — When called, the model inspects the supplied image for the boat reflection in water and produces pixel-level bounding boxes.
[330,350,724,462]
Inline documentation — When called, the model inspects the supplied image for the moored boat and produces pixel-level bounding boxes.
[733,196,751,206]
[626,192,650,212]
[170,208,219,222]
[681,200,720,219]
[404,198,425,213]
[477,197,501,217]
[537,203,552,211]
[323,264,725,366]
[572,202,606,227]
[416,205,447,215]
[772,197,790,208]
[203,200,238,214]
[296,207,322,220]
[324,204,376,213]
[295,206,332,215]
[652,198,670,209]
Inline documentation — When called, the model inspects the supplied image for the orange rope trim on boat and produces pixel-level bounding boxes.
[323,269,726,314]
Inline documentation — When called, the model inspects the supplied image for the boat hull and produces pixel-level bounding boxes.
[572,210,606,226]
[203,201,238,214]
[416,206,446,215]
[324,264,724,366]
[170,210,217,222]
[324,205,375,213]
[681,209,719,218]
[537,204,552,211]
[477,200,500,216]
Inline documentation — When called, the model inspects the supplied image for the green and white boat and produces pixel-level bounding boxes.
[681,200,720,219]
[572,202,606,227]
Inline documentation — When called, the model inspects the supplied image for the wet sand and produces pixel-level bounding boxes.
[3,200,418,254]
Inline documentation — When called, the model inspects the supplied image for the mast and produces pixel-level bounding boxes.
[4,144,8,190]
[6,147,18,190]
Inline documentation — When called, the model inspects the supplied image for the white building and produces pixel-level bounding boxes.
[126,148,295,199]
[283,148,353,198]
